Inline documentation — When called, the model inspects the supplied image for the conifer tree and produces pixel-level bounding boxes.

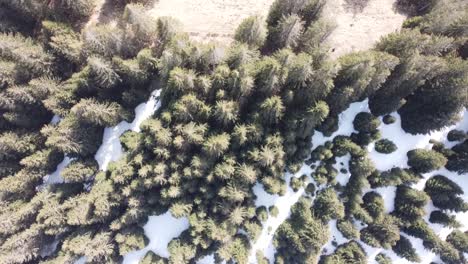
[234,16,267,49]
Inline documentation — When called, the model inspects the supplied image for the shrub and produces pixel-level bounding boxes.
[269,205,279,217]
[375,253,392,264]
[429,210,461,228]
[256,206,268,222]
[407,149,447,173]
[320,241,367,264]
[337,219,360,239]
[305,182,316,196]
[361,216,400,249]
[313,187,345,222]
[362,191,385,220]
[424,175,468,212]
[353,112,381,133]
[234,16,267,49]
[375,139,397,154]
[446,230,468,253]
[140,251,168,264]
[368,168,421,187]
[392,235,420,262]
[274,198,329,263]
[382,115,396,124]
[447,129,466,142]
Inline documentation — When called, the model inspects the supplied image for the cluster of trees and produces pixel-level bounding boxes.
[0,0,467,263]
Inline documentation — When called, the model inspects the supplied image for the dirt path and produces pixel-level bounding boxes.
[148,0,405,56]
[324,0,406,59]
[149,0,274,44]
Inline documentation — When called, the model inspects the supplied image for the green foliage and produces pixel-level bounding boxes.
[394,185,429,223]
[429,210,461,228]
[320,241,367,264]
[274,198,329,263]
[382,115,396,124]
[392,235,420,262]
[368,168,421,187]
[361,216,400,249]
[71,99,126,127]
[374,139,397,154]
[234,16,267,49]
[140,251,168,264]
[407,149,448,173]
[0,1,467,263]
[447,230,468,253]
[353,112,381,133]
[337,219,360,239]
[375,253,392,264]
[61,159,98,183]
[313,187,345,222]
[424,175,468,212]
[447,130,466,142]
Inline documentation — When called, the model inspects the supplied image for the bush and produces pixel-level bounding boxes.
[429,210,461,228]
[375,253,392,264]
[353,112,381,133]
[234,16,267,49]
[360,216,400,249]
[337,219,360,239]
[392,235,420,262]
[368,168,421,187]
[313,187,345,222]
[424,175,468,212]
[446,230,468,253]
[269,205,279,217]
[382,115,396,124]
[375,139,397,154]
[447,129,466,142]
[274,198,329,263]
[256,206,268,222]
[407,149,448,173]
[320,241,367,264]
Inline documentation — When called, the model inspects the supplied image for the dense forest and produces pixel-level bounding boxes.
[0,0,467,263]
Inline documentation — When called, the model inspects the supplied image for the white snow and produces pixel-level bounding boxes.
[74,257,87,264]
[312,99,370,148]
[249,164,314,263]
[196,254,215,264]
[368,186,396,214]
[368,109,467,172]
[122,212,190,263]
[95,90,161,171]
[50,115,61,125]
[37,156,74,191]
[334,154,352,186]
[321,219,349,255]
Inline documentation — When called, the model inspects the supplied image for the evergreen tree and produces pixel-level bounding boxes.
[71,99,126,127]
[234,16,267,49]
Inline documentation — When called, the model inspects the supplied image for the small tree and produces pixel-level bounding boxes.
[234,16,267,49]
[407,149,447,173]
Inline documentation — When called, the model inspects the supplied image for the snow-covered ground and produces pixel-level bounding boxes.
[249,164,314,263]
[123,212,190,263]
[251,101,467,264]
[95,90,161,171]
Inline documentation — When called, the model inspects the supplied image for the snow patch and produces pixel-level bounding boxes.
[334,154,352,186]
[249,164,314,263]
[39,156,74,188]
[312,99,370,148]
[95,90,161,171]
[122,212,189,263]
